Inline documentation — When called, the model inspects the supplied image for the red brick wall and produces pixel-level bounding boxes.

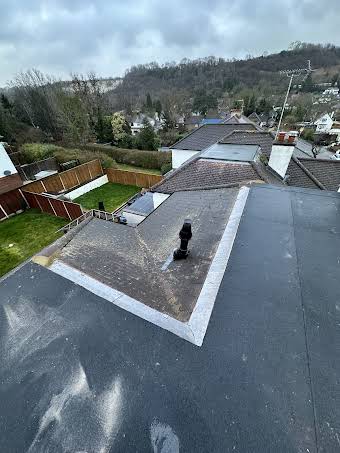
[0,173,22,195]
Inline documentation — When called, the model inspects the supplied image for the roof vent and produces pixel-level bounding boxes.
[173,219,192,260]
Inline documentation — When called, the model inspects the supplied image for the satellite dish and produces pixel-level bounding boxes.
[3,170,11,176]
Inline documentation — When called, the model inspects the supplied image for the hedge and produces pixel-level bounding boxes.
[80,144,171,171]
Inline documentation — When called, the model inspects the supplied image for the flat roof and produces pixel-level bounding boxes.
[0,184,338,451]
[201,143,260,162]
[54,188,239,323]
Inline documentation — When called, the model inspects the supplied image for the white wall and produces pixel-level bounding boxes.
[0,143,17,178]
[122,211,145,226]
[66,175,108,200]
[268,145,295,178]
[172,149,199,169]
[152,192,170,207]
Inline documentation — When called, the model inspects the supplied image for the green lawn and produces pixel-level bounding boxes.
[0,210,67,277]
[74,182,139,212]
[114,162,161,175]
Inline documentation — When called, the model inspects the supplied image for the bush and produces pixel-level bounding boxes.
[161,162,172,175]
[20,143,62,163]
[80,144,171,170]
[20,143,117,169]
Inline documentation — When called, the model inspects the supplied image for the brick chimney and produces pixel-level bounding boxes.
[268,131,298,178]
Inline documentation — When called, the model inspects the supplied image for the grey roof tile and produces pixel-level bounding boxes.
[219,130,274,157]
[171,124,258,151]
[154,159,263,193]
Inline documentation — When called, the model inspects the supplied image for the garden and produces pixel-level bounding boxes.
[74,182,139,212]
[0,210,67,277]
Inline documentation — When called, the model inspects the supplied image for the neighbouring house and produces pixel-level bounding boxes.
[314,112,334,133]
[200,109,224,125]
[0,143,22,195]
[222,110,256,125]
[248,111,276,128]
[169,123,261,168]
[184,115,203,131]
[130,114,161,135]
[322,87,339,96]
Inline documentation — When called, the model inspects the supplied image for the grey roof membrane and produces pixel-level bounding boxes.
[0,184,338,451]
[201,143,260,162]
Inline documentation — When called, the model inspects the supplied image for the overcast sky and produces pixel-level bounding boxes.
[1,0,339,86]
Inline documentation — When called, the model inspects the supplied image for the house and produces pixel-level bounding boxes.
[169,125,340,192]
[248,111,276,128]
[130,114,160,135]
[200,109,224,125]
[169,123,261,168]
[322,87,339,96]
[314,112,334,133]
[1,178,338,451]
[183,115,203,131]
[0,143,22,195]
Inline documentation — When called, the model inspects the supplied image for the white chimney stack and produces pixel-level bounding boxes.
[268,131,297,178]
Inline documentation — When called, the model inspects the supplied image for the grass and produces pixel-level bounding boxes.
[74,182,139,212]
[114,162,161,175]
[0,209,68,277]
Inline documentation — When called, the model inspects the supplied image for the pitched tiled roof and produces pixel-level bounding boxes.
[171,124,258,151]
[298,158,340,191]
[286,158,321,190]
[152,159,265,193]
[219,130,274,157]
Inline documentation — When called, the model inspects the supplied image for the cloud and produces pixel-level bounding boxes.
[0,0,339,85]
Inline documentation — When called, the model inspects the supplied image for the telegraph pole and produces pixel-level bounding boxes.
[275,61,314,139]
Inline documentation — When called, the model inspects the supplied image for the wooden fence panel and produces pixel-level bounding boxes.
[76,165,91,184]
[60,170,78,190]
[22,191,40,210]
[0,189,25,216]
[106,168,162,188]
[23,191,82,220]
[36,195,55,215]
[22,159,102,194]
[43,174,64,193]
[24,180,45,193]
[89,160,102,178]
[64,201,82,219]
[50,198,71,219]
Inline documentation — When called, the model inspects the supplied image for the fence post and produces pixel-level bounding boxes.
[75,169,80,185]
[59,174,66,191]
[63,201,72,220]
[0,204,8,218]
[19,189,29,208]
[47,197,57,216]
[34,194,43,212]
[88,163,93,179]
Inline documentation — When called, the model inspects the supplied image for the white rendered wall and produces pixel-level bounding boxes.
[268,145,295,178]
[66,175,108,200]
[0,143,17,178]
[171,149,199,169]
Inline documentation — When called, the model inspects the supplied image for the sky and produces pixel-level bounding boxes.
[1,0,340,86]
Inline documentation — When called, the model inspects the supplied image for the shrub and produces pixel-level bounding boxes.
[20,143,116,169]
[161,162,172,175]
[20,143,62,163]
[80,144,171,170]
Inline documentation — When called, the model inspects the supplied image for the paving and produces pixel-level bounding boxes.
[0,184,338,452]
[57,188,238,321]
